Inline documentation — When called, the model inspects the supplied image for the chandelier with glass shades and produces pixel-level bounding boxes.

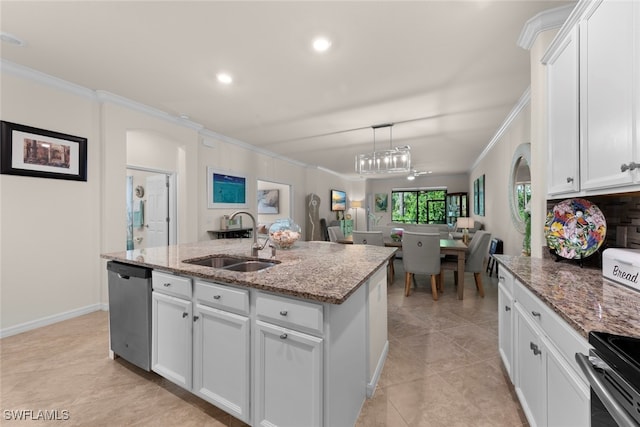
[355,123,411,175]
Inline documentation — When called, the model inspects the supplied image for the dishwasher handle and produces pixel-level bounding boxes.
[575,352,638,427]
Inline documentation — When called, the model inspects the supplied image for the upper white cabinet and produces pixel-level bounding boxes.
[544,0,640,196]
[547,26,580,195]
[580,0,639,190]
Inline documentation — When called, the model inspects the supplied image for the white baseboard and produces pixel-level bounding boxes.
[0,304,106,339]
[367,340,389,398]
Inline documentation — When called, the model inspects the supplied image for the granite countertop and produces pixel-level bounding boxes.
[495,255,640,339]
[102,239,396,304]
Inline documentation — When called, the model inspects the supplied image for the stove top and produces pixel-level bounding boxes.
[590,331,640,392]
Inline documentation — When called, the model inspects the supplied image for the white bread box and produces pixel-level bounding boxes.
[602,248,640,292]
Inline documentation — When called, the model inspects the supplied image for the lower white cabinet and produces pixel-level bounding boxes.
[498,263,590,427]
[151,291,193,389]
[254,320,323,427]
[193,303,250,423]
[515,303,546,427]
[498,270,514,382]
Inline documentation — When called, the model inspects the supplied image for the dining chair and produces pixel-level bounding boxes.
[402,232,441,299]
[352,231,384,246]
[440,230,492,297]
[327,226,345,242]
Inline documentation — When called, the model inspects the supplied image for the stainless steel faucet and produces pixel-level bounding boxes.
[229,211,269,257]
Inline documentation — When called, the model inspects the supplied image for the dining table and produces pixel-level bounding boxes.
[338,236,469,299]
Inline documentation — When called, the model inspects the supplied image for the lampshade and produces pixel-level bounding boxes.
[351,200,363,209]
[355,124,411,175]
[457,217,474,229]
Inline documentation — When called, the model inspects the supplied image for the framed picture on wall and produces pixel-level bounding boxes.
[207,167,248,209]
[375,193,388,212]
[473,174,485,216]
[257,189,279,214]
[0,120,87,181]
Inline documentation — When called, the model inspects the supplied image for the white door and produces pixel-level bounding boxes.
[151,292,192,390]
[193,304,250,423]
[146,174,169,247]
[254,320,323,427]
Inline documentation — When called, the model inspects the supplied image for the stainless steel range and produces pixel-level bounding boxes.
[576,332,640,427]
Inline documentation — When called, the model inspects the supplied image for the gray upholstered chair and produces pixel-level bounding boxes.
[327,226,345,242]
[402,232,441,300]
[352,231,384,246]
[440,230,492,297]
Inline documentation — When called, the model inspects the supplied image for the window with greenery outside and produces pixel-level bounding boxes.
[391,189,447,224]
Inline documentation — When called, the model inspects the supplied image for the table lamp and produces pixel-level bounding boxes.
[457,217,474,245]
[351,200,363,230]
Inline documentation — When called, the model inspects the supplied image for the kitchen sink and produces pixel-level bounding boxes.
[224,260,279,272]
[182,255,280,272]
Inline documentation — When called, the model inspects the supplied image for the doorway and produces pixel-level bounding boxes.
[257,179,293,228]
[126,167,177,250]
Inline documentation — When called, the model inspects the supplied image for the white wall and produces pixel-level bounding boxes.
[0,73,102,333]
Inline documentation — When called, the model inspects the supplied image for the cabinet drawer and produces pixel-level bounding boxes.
[514,280,589,381]
[194,280,249,315]
[152,271,192,299]
[256,292,324,335]
[498,268,514,295]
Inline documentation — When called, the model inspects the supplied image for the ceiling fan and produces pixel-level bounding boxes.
[406,169,431,180]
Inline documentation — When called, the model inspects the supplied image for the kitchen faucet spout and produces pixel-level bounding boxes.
[229,211,268,257]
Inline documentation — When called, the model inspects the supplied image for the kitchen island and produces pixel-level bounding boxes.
[102,239,396,427]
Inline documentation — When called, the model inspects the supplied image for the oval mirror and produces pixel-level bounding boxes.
[508,143,531,233]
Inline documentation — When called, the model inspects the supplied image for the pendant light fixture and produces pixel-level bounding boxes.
[355,124,411,175]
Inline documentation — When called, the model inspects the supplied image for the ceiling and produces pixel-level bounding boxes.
[0,1,574,179]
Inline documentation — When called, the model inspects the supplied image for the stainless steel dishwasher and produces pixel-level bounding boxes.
[107,261,152,371]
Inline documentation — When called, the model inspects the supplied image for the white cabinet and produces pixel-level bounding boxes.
[545,338,590,427]
[497,263,590,427]
[498,270,514,382]
[546,25,580,196]
[254,320,324,427]
[515,303,546,427]
[192,291,250,423]
[151,291,193,389]
[580,0,640,191]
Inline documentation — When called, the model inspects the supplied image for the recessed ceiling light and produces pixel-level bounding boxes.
[0,32,26,46]
[216,73,233,84]
[312,37,332,53]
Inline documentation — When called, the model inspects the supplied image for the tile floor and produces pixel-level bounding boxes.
[0,260,527,426]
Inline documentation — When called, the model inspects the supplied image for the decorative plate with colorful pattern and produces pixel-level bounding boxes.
[544,198,607,259]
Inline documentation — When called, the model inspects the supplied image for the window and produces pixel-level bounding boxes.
[516,182,531,219]
[391,189,447,224]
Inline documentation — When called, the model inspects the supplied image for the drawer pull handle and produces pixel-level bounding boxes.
[182,312,189,318]
[531,311,541,318]
[499,275,505,281]
[505,305,511,312]
[280,333,288,340]
[621,162,639,172]
[530,342,541,356]
[566,176,574,183]
[163,283,171,287]
[193,315,199,322]
[213,295,221,300]
[279,310,288,316]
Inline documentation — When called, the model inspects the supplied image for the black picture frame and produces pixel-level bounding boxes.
[330,189,346,211]
[1,121,87,181]
[473,174,485,216]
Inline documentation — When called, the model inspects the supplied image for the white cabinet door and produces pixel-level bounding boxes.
[193,303,250,423]
[580,0,638,190]
[151,291,192,390]
[498,283,514,383]
[547,26,580,195]
[515,304,546,427]
[545,339,590,427]
[254,320,323,427]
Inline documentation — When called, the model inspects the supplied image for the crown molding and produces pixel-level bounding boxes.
[472,87,531,171]
[517,4,576,50]
[542,0,600,64]
[1,59,95,99]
